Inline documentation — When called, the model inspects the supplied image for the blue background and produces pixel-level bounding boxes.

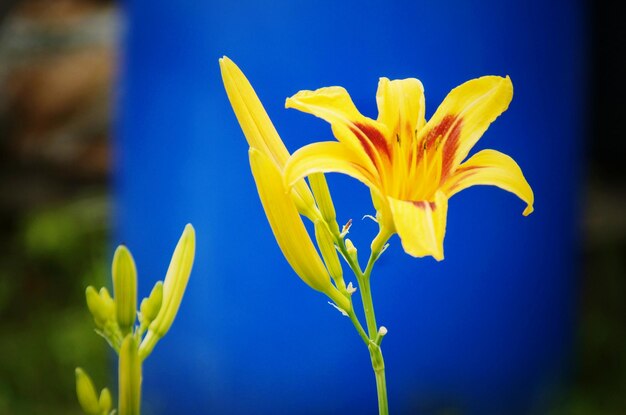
[116,1,586,413]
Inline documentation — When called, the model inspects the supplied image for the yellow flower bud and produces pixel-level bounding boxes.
[99,388,112,414]
[139,225,195,359]
[112,245,138,335]
[314,220,344,288]
[75,367,101,415]
[309,173,340,234]
[119,335,141,415]
[220,56,319,219]
[140,281,163,324]
[248,149,350,312]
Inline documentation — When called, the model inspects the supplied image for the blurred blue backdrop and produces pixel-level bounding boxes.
[115,0,586,413]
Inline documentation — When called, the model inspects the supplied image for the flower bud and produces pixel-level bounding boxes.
[99,388,112,414]
[112,245,138,335]
[140,281,163,325]
[75,368,100,415]
[309,173,340,234]
[98,287,115,318]
[247,149,350,313]
[139,225,195,359]
[85,286,109,329]
[220,56,317,219]
[345,238,358,262]
[119,335,141,415]
[314,221,343,288]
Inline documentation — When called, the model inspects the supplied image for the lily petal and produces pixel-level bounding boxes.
[376,77,426,142]
[442,149,534,216]
[219,56,316,214]
[284,141,380,190]
[249,148,350,311]
[286,87,389,172]
[419,76,513,180]
[387,191,448,260]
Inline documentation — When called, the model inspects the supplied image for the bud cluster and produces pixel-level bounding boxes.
[76,224,196,415]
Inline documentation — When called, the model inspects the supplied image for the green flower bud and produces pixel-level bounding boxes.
[345,238,358,262]
[75,368,100,415]
[85,287,108,328]
[139,224,195,359]
[119,335,141,415]
[309,173,340,234]
[98,287,115,318]
[314,221,344,288]
[140,281,163,324]
[112,245,138,335]
[99,388,112,414]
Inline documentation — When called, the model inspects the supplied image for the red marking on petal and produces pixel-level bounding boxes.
[446,170,478,193]
[420,114,464,181]
[348,124,378,165]
[424,115,456,148]
[441,119,463,179]
[351,122,391,161]
[411,200,437,211]
[454,164,480,174]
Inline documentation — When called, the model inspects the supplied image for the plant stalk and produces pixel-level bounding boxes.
[339,226,391,415]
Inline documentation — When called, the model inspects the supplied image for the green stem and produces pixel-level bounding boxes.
[369,344,388,415]
[348,307,370,346]
[138,330,160,361]
[337,226,392,415]
[360,266,388,415]
[358,272,377,337]
[119,335,142,415]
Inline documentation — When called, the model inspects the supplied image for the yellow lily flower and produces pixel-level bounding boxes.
[220,56,350,312]
[284,76,534,260]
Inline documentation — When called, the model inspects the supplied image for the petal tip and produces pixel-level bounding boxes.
[218,56,231,69]
[183,223,195,236]
[523,205,534,216]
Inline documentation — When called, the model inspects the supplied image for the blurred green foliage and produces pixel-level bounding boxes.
[549,224,626,414]
[0,195,110,415]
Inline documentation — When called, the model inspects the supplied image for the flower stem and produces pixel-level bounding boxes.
[369,343,388,415]
[338,226,392,415]
[358,272,378,337]
[359,267,388,415]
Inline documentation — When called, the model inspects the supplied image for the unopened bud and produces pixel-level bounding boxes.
[139,224,195,360]
[345,238,358,261]
[309,173,340,234]
[85,286,110,328]
[140,281,163,324]
[314,221,343,287]
[75,368,100,415]
[98,287,115,317]
[112,245,138,335]
[99,388,112,414]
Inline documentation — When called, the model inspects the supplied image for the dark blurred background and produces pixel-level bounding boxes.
[0,1,113,413]
[0,0,623,414]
